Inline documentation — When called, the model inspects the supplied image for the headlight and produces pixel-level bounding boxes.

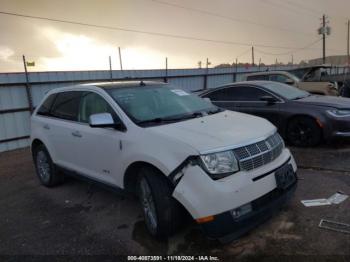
[327,109,350,117]
[200,150,239,179]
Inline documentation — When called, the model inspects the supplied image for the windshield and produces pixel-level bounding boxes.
[106,85,219,126]
[260,81,310,100]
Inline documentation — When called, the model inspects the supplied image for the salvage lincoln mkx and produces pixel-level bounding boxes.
[30,81,297,241]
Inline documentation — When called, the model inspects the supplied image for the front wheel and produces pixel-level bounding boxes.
[137,167,184,238]
[286,117,322,147]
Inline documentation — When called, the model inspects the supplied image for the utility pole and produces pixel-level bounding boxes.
[118,47,123,70]
[318,15,331,64]
[322,15,326,64]
[251,46,255,66]
[206,58,211,70]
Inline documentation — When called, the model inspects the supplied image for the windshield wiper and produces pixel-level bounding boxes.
[207,107,223,115]
[292,94,311,100]
[137,112,204,126]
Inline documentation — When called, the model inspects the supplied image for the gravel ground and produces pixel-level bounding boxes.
[0,148,349,261]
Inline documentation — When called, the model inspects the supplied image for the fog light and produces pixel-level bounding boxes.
[231,203,252,219]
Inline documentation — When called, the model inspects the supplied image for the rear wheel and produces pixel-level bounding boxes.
[33,144,64,187]
[137,167,184,238]
[286,117,322,147]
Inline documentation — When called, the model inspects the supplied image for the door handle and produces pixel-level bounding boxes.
[71,131,82,138]
[43,124,50,130]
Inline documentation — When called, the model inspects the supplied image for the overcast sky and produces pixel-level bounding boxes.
[0,0,349,72]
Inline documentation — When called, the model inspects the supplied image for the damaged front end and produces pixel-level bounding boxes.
[169,148,297,242]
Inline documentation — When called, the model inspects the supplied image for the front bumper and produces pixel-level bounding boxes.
[201,180,296,242]
[329,116,350,139]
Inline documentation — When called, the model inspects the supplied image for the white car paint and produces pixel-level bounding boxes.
[31,83,297,221]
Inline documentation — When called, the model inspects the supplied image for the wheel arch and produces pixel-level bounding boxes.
[123,161,170,194]
[31,138,45,155]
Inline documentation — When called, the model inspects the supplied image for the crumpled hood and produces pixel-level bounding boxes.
[299,95,350,109]
[150,111,276,154]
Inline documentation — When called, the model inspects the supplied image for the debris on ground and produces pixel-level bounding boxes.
[301,192,348,207]
[318,219,350,234]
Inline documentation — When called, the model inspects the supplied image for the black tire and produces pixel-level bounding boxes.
[286,116,322,147]
[33,144,64,187]
[137,167,184,238]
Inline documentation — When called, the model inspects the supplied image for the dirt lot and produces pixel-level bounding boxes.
[0,148,350,260]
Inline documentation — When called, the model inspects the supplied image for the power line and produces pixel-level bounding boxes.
[148,0,314,37]
[261,0,319,19]
[282,0,321,16]
[255,38,322,56]
[0,10,318,50]
[286,0,350,21]
[236,48,251,59]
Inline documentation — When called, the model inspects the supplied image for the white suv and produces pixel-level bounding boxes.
[30,81,297,241]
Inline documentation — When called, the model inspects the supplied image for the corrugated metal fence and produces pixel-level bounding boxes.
[0,66,292,153]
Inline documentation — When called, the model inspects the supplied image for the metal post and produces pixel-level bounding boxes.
[164,57,168,83]
[118,47,123,71]
[234,58,238,82]
[22,55,33,113]
[109,56,113,80]
[347,20,349,65]
[204,58,209,90]
[251,46,255,67]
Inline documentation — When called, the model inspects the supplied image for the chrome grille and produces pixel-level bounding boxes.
[233,133,284,171]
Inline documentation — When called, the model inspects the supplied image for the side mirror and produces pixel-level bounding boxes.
[285,79,295,85]
[89,113,116,128]
[260,95,278,104]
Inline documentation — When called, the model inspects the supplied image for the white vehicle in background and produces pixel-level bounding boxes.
[30,81,297,241]
[243,67,338,96]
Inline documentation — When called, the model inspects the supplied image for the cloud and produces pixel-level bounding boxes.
[0,46,15,61]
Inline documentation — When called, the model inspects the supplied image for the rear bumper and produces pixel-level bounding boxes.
[201,180,297,242]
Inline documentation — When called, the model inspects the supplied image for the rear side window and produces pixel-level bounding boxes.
[205,86,267,101]
[204,88,233,101]
[246,75,269,81]
[37,94,57,116]
[78,92,116,123]
[51,91,82,121]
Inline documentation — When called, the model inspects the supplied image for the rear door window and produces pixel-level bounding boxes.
[204,87,234,101]
[50,91,82,121]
